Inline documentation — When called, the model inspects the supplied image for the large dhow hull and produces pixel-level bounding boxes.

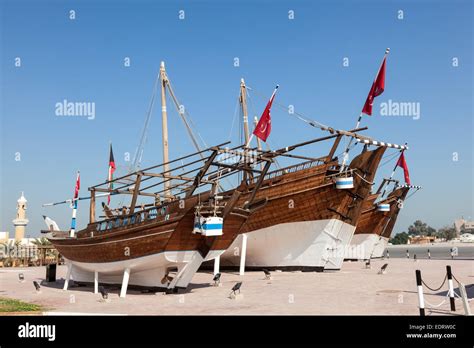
[218,147,385,271]
[347,186,410,260]
[49,191,250,289]
[50,190,252,289]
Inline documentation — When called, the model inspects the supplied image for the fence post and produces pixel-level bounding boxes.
[446,265,456,311]
[415,270,425,316]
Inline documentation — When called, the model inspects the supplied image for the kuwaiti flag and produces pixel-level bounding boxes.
[362,51,388,116]
[108,144,116,204]
[253,85,279,142]
[396,152,411,185]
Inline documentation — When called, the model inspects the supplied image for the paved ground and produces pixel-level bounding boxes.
[0,259,472,315]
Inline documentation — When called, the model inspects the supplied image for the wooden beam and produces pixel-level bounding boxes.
[244,160,272,208]
[89,189,96,224]
[129,173,143,213]
[185,149,219,198]
[93,188,156,197]
[325,134,343,163]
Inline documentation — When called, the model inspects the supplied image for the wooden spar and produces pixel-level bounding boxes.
[129,173,143,213]
[89,189,96,224]
[93,187,156,197]
[223,187,243,218]
[90,141,230,190]
[240,79,251,146]
[376,177,400,194]
[185,149,219,198]
[325,135,343,163]
[244,160,272,208]
[268,126,368,157]
[160,61,171,198]
[142,172,195,181]
[212,161,262,173]
[272,153,324,162]
[240,78,252,181]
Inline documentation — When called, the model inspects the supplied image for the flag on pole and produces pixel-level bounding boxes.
[74,171,80,199]
[396,152,411,185]
[253,85,279,142]
[108,144,116,204]
[362,51,388,116]
[70,171,80,237]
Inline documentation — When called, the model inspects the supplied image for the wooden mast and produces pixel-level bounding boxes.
[239,79,252,181]
[240,78,250,146]
[160,61,171,199]
[89,189,96,224]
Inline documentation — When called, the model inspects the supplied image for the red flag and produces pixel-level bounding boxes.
[253,85,278,142]
[396,152,411,185]
[362,53,387,116]
[73,171,80,199]
[108,144,116,204]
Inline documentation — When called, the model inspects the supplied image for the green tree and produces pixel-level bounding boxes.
[390,232,409,245]
[436,226,457,241]
[407,220,436,236]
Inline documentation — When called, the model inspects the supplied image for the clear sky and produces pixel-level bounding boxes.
[1,0,472,237]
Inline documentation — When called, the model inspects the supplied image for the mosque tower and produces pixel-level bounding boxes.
[12,192,29,241]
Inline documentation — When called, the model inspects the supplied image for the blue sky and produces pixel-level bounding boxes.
[1,0,472,237]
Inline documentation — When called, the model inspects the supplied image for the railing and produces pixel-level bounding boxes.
[94,203,175,233]
[248,158,326,185]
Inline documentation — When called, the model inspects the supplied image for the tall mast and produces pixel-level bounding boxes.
[240,78,250,147]
[160,61,170,199]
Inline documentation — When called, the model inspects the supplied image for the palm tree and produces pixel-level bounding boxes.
[31,237,55,265]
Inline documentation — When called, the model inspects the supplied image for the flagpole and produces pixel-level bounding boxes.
[70,171,80,238]
[340,48,390,172]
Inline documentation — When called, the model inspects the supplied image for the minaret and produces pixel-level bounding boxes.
[12,192,29,241]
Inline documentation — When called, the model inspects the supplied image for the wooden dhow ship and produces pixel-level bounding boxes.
[347,179,421,260]
[213,79,409,272]
[45,143,277,294]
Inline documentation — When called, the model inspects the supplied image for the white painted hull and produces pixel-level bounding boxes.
[68,250,224,288]
[371,236,389,258]
[219,219,355,270]
[345,234,389,260]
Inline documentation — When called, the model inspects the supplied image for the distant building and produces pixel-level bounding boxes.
[454,218,474,236]
[460,233,474,243]
[408,235,437,245]
[12,192,29,241]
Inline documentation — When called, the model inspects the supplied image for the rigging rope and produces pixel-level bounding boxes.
[353,171,375,185]
[246,84,333,132]
[227,94,240,143]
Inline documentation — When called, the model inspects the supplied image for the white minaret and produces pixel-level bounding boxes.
[12,192,29,241]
